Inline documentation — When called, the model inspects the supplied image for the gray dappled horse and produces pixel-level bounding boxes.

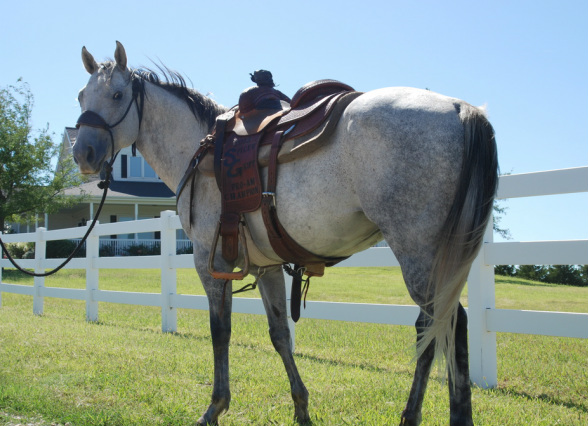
[73,42,498,425]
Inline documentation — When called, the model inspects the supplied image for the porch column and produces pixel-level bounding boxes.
[89,202,94,221]
[134,203,139,242]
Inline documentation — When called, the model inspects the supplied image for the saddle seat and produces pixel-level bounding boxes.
[230,83,291,136]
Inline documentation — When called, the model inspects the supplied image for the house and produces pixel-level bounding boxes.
[11,127,191,255]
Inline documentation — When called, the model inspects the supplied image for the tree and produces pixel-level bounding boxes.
[495,264,516,276]
[0,80,84,233]
[516,264,547,282]
[544,265,583,286]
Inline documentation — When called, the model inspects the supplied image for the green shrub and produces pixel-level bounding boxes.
[46,239,85,258]
[125,242,160,256]
[3,242,35,259]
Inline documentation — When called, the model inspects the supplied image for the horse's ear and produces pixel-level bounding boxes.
[82,46,98,74]
[114,41,127,71]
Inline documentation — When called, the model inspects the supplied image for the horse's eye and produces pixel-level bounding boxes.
[113,91,123,100]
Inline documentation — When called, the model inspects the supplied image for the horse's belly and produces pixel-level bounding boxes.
[244,155,381,262]
[244,208,382,264]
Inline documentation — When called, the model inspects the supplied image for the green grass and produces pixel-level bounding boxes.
[0,267,587,425]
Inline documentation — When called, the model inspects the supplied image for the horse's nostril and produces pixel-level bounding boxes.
[86,146,95,165]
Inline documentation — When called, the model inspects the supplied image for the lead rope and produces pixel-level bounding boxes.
[0,165,113,277]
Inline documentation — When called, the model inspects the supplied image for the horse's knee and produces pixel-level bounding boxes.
[268,326,292,353]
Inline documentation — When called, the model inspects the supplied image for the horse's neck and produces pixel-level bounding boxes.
[135,83,215,192]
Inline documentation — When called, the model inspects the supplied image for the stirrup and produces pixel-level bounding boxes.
[207,220,250,280]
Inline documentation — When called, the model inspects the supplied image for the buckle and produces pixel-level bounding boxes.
[262,192,276,206]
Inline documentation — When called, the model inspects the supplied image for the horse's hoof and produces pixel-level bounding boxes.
[399,415,419,426]
[196,417,218,426]
[295,415,312,426]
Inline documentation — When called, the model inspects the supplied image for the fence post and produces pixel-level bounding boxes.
[0,256,3,308]
[467,221,497,388]
[160,210,177,332]
[86,222,99,322]
[33,227,46,315]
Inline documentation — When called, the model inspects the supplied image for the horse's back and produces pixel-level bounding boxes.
[344,87,468,145]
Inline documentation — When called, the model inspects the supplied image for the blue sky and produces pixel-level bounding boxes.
[1,0,586,243]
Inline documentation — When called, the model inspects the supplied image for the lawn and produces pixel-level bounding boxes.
[0,267,586,425]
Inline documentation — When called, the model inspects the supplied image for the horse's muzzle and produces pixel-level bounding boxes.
[72,135,107,175]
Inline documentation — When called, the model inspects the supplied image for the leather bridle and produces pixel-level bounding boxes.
[76,75,145,166]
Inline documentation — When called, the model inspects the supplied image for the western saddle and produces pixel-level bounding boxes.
[177,71,361,320]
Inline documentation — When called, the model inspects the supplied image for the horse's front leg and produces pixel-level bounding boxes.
[257,266,310,424]
[194,252,233,426]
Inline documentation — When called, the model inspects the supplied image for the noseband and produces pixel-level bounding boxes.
[76,76,145,166]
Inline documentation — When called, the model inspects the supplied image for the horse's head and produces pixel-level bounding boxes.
[73,41,142,174]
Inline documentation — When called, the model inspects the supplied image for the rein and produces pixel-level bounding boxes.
[0,75,145,277]
[0,167,112,277]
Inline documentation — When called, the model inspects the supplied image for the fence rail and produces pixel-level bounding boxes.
[1,167,587,389]
[68,238,193,257]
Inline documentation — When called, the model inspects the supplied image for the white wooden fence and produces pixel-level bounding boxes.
[1,167,587,389]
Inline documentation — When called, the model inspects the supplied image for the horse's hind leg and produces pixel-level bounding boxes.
[257,266,310,424]
[400,310,435,426]
[400,305,473,426]
[448,303,473,426]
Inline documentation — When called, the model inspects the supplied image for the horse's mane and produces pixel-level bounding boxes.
[104,61,227,130]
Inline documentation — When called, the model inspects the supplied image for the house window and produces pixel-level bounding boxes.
[130,156,142,177]
[121,155,128,178]
[144,162,156,178]
[125,156,158,179]
[118,216,158,240]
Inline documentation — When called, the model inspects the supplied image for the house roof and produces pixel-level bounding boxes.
[65,180,175,199]
[65,127,78,145]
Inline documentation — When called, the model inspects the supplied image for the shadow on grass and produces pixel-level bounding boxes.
[86,317,409,377]
[293,350,409,376]
[491,386,588,413]
[495,278,558,288]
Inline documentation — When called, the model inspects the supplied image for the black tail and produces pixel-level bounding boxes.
[417,103,498,381]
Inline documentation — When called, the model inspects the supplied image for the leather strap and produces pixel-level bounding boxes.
[176,138,213,198]
[213,118,228,191]
[261,131,349,267]
[290,264,303,322]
